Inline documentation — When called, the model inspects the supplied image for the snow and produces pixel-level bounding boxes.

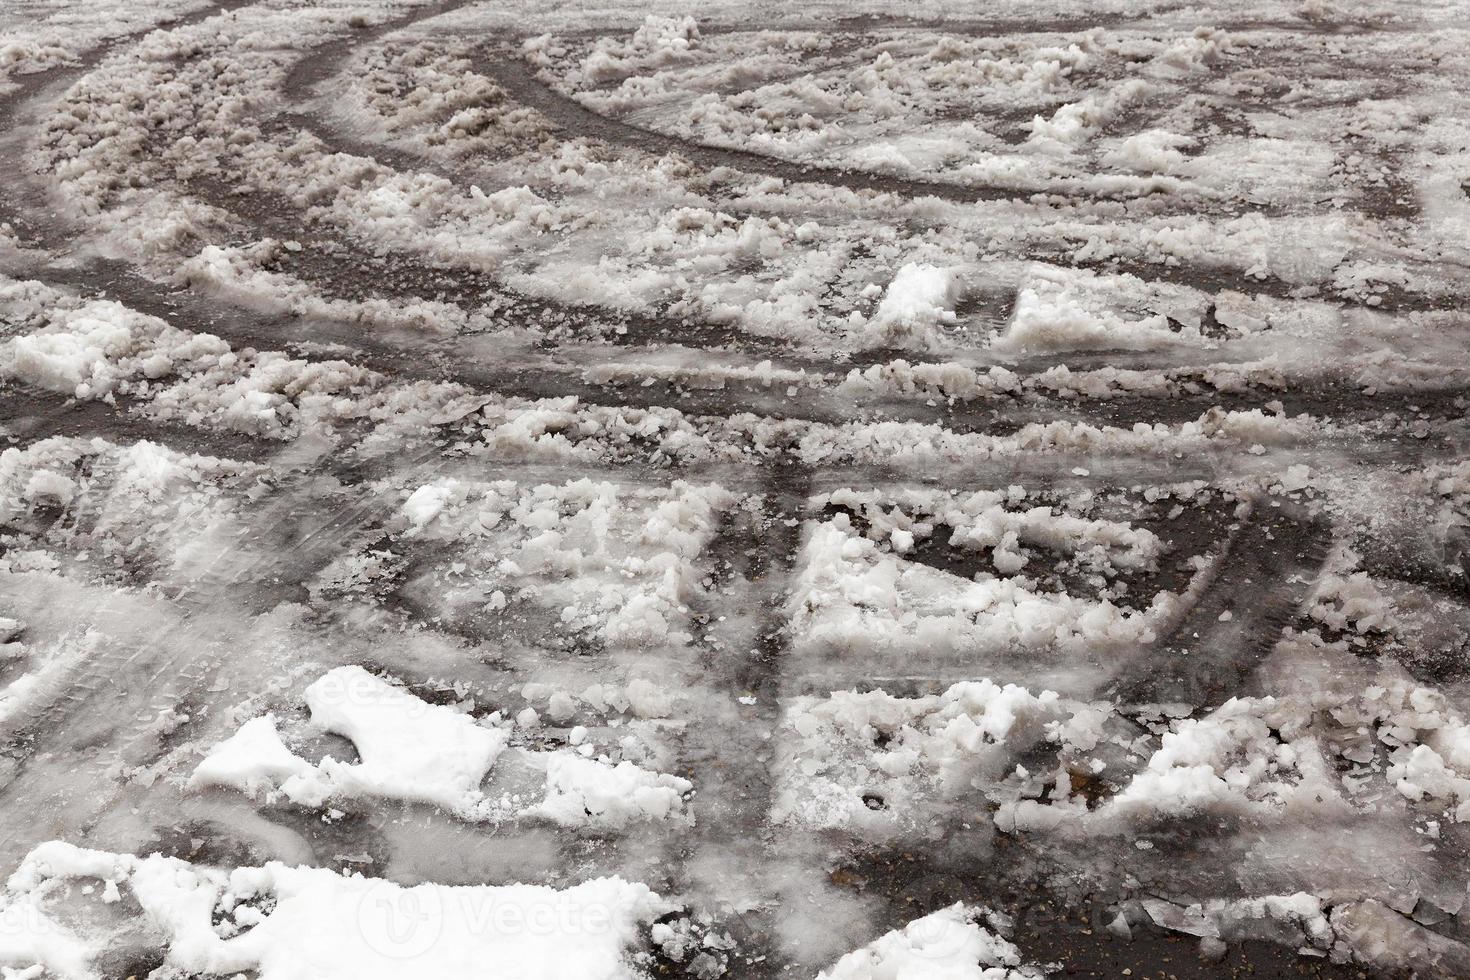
[1,279,450,440]
[535,754,693,827]
[4,0,1470,974]
[10,314,130,396]
[1103,129,1194,174]
[787,515,1159,663]
[292,666,508,818]
[0,842,669,980]
[374,477,735,650]
[864,263,962,347]
[188,714,318,799]
[777,681,1073,832]
[816,904,1043,980]
[994,266,1195,352]
[402,482,455,527]
[193,669,695,829]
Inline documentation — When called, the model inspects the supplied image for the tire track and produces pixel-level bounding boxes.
[0,5,1464,976]
[2,0,1447,422]
[0,0,263,248]
[668,459,813,978]
[29,246,1466,454]
[1106,497,1333,707]
[470,47,1260,215]
[0,438,448,766]
[0,381,276,463]
[265,15,1452,334]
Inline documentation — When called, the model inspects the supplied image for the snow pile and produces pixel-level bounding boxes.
[1094,697,1323,826]
[347,40,553,154]
[582,358,818,393]
[461,397,726,465]
[1027,80,1151,152]
[0,842,668,980]
[187,714,318,798]
[192,668,693,828]
[384,478,735,650]
[816,904,1044,980]
[837,360,1021,403]
[788,515,1160,661]
[557,15,705,89]
[989,679,1470,836]
[8,310,133,395]
[191,667,505,818]
[818,486,1164,577]
[1333,683,1470,823]
[1308,571,1397,637]
[771,671,1470,849]
[998,695,1338,835]
[535,754,693,827]
[993,267,1194,352]
[296,666,508,818]
[861,263,962,348]
[402,482,456,528]
[1103,129,1195,174]
[796,408,1309,467]
[0,38,72,87]
[775,681,1075,831]
[451,393,1307,472]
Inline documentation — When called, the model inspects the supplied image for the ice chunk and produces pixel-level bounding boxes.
[402,483,455,527]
